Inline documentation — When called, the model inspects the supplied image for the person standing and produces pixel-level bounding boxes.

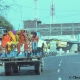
[17,30,28,56]
[24,31,32,57]
[31,32,39,55]
[1,30,11,56]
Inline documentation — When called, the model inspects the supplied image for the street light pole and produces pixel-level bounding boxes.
[20,6,23,29]
[34,0,38,32]
[50,17,51,36]
[61,23,62,35]
[36,19,37,32]
[72,22,74,36]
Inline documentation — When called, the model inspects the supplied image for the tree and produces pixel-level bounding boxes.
[0,0,13,30]
[0,0,20,31]
[0,15,13,31]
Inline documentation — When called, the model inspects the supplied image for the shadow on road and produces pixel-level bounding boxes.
[0,69,39,76]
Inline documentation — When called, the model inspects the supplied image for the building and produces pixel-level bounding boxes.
[23,20,80,36]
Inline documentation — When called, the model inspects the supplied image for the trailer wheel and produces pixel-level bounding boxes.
[34,62,41,75]
[41,67,43,72]
[18,66,20,71]
[12,64,18,73]
[4,63,12,76]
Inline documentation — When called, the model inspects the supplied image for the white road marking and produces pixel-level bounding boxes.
[60,58,63,63]
[59,64,61,66]
[58,77,62,80]
[57,69,60,72]
[61,60,62,62]
[60,61,62,63]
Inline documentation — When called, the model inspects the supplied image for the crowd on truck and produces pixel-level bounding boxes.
[0,29,71,58]
[0,29,40,57]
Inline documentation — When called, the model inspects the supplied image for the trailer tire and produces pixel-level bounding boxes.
[41,67,43,72]
[4,63,12,76]
[18,66,20,71]
[34,62,41,75]
[12,64,18,73]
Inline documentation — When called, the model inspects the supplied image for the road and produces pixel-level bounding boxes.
[0,53,80,80]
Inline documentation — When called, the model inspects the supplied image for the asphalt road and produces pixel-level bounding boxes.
[0,53,80,80]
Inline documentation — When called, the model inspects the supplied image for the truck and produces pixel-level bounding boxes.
[0,39,44,76]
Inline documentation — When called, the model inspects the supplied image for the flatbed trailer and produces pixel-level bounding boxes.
[0,43,44,76]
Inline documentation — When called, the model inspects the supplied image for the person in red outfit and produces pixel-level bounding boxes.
[1,30,11,56]
[17,30,28,56]
[2,30,11,48]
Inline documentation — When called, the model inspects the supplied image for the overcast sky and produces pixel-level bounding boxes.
[2,0,80,30]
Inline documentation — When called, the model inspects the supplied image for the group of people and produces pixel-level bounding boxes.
[0,29,39,57]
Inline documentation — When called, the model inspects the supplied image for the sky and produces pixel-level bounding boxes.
[1,0,80,30]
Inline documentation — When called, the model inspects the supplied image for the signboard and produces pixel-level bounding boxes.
[57,41,67,47]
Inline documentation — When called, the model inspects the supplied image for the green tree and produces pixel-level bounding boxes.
[0,0,13,31]
[0,15,13,31]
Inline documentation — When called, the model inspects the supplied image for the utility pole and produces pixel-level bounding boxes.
[72,22,74,36]
[20,6,23,29]
[34,0,38,32]
[50,0,55,36]
[61,23,62,35]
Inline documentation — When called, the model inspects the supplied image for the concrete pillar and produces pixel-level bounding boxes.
[70,43,78,53]
[50,42,57,52]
